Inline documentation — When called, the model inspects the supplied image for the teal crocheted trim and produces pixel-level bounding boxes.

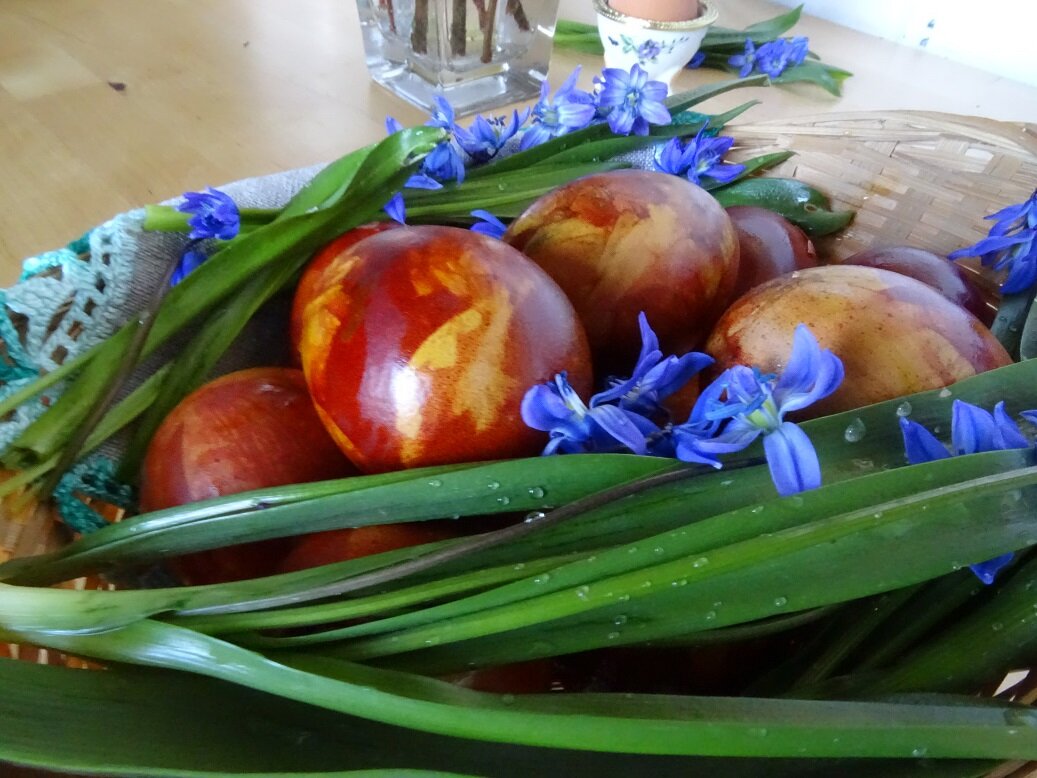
[19,230,93,281]
[0,290,40,384]
[53,458,136,535]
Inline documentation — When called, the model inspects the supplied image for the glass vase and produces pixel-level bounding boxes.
[356,0,561,116]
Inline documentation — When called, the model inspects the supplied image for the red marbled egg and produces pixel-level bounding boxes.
[705,265,1012,417]
[299,225,592,472]
[503,169,739,372]
[289,222,399,364]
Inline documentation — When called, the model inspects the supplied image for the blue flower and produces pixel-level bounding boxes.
[384,193,407,224]
[591,312,713,418]
[469,209,508,239]
[949,189,1037,294]
[676,325,844,495]
[787,36,810,66]
[596,64,672,136]
[177,188,240,241]
[728,39,757,78]
[520,68,597,150]
[686,50,706,69]
[522,372,655,455]
[899,399,1035,585]
[386,98,466,185]
[637,40,663,62]
[456,110,528,164]
[170,246,208,287]
[654,127,746,186]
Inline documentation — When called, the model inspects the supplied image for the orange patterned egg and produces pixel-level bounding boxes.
[503,169,739,372]
[706,265,1012,417]
[298,225,593,473]
[288,222,399,364]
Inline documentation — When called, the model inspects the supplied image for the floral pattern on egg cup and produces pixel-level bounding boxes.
[594,0,718,86]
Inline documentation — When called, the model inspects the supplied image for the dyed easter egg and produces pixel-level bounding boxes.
[289,222,399,363]
[725,205,817,298]
[503,169,739,372]
[140,367,356,584]
[298,225,592,472]
[705,265,1012,417]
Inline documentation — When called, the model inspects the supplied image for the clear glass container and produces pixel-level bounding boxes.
[357,0,561,115]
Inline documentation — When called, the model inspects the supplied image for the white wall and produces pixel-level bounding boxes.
[772,0,1037,87]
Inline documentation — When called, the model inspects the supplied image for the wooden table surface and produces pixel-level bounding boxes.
[1,0,1035,285]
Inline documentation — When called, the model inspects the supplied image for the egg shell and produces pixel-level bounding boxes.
[706,264,1012,417]
[299,225,593,472]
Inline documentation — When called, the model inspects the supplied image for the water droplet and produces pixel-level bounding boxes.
[513,562,526,571]
[639,580,653,589]
[427,478,442,487]
[533,573,551,584]
[950,561,963,571]
[704,610,717,621]
[713,601,723,608]
[938,387,952,398]
[750,505,765,514]
[992,622,1004,632]
[524,510,545,523]
[423,636,441,646]
[487,480,501,490]
[844,418,867,443]
[911,747,928,758]
[671,578,688,587]
[575,585,590,600]
[852,458,874,471]
[773,596,788,607]
[496,183,507,192]
[501,693,516,704]
[613,615,628,626]
[617,594,631,602]
[607,631,621,640]
[653,547,665,555]
[692,556,709,568]
[449,513,460,520]
[627,546,639,554]
[527,486,546,499]
[896,401,912,417]
[496,495,511,506]
[790,495,805,508]
[747,727,769,738]
[720,479,733,487]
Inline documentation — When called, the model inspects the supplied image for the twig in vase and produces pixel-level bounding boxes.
[481,0,499,63]
[379,0,397,34]
[412,0,429,54]
[451,0,467,56]
[473,0,488,30]
[506,0,530,32]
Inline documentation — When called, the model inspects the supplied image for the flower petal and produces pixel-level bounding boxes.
[993,402,1030,449]
[588,404,649,454]
[970,552,1014,585]
[763,421,821,495]
[951,399,1001,455]
[899,417,950,464]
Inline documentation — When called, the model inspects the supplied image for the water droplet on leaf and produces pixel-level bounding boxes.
[527,486,546,499]
[844,418,866,442]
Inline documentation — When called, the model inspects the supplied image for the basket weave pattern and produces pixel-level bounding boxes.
[0,110,1035,773]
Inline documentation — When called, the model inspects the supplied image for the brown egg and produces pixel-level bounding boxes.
[299,225,592,473]
[830,245,994,326]
[504,169,739,373]
[726,205,818,298]
[705,265,1012,417]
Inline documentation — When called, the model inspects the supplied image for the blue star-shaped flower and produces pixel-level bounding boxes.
[654,127,746,186]
[177,188,240,241]
[591,312,712,418]
[675,325,844,496]
[469,209,508,239]
[455,110,528,164]
[521,372,657,456]
[520,68,598,150]
[949,189,1037,294]
[899,399,1035,584]
[595,64,672,137]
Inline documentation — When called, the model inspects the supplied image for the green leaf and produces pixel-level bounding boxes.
[995,289,1036,360]
[772,61,854,97]
[703,6,803,48]
[702,151,794,192]
[3,662,1003,777]
[712,177,854,235]
[5,618,1037,761]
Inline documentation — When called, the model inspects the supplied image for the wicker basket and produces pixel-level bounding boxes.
[1,110,1036,774]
